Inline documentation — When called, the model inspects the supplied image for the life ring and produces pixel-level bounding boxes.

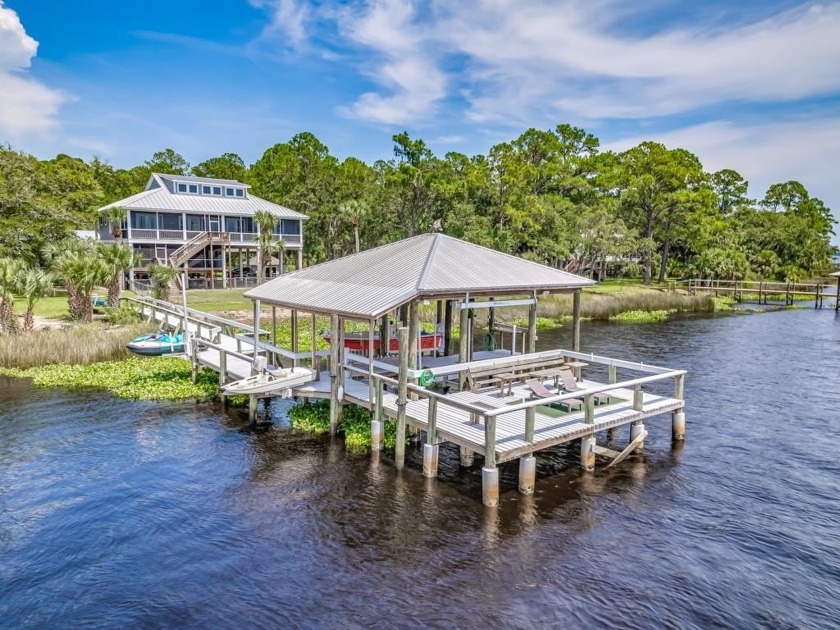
[418,369,435,387]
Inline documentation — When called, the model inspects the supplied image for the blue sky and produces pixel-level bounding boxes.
[2,0,839,229]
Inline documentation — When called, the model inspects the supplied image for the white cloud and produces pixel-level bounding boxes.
[317,0,840,125]
[335,0,446,124]
[604,116,840,227]
[0,1,65,139]
[250,0,310,47]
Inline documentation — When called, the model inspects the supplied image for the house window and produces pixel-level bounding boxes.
[235,189,244,197]
[241,217,255,233]
[281,219,300,235]
[202,185,212,194]
[225,187,235,196]
[177,183,187,193]
[130,211,157,230]
[159,213,182,230]
[213,186,222,195]
[225,217,240,233]
[188,184,198,194]
[185,214,205,231]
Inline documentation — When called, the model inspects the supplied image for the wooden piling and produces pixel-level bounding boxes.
[219,350,227,387]
[458,304,469,389]
[329,314,340,436]
[572,289,582,352]
[248,393,257,423]
[527,299,537,354]
[395,327,409,470]
[423,396,439,478]
[371,378,384,451]
[408,301,419,396]
[290,310,298,368]
[311,312,319,381]
[444,300,453,356]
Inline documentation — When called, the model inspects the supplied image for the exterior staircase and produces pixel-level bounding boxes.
[169,231,230,268]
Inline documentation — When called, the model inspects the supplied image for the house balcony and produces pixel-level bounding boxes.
[123,230,301,246]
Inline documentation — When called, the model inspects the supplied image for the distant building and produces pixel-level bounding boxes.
[97,173,307,287]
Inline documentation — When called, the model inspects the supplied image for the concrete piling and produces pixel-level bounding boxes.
[630,421,646,450]
[672,411,686,440]
[423,443,439,478]
[482,466,499,507]
[518,455,536,494]
[580,434,596,471]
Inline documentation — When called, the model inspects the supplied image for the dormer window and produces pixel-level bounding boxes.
[188,184,198,194]
[177,183,187,193]
[225,187,235,196]
[213,186,221,195]
[235,189,244,197]
[202,185,211,194]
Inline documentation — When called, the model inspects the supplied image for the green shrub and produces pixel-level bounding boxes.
[609,310,672,323]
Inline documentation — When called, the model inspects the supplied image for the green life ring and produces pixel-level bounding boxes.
[418,369,435,387]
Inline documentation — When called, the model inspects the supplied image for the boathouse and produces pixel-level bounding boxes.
[233,233,688,505]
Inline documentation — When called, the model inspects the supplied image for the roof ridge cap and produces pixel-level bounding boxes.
[415,233,441,290]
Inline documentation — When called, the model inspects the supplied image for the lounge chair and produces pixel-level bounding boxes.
[526,379,583,411]
[558,368,610,405]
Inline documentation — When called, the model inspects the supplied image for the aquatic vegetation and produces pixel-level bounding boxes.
[0,323,154,369]
[2,357,218,401]
[510,316,559,329]
[609,310,672,323]
[287,398,400,452]
[711,296,736,311]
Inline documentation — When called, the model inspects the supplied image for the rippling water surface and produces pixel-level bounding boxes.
[1,309,839,628]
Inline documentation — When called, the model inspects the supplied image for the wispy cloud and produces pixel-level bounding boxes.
[335,0,446,124]
[307,0,840,125]
[0,1,67,140]
[249,0,310,48]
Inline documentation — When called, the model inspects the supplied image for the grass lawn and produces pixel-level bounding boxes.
[171,288,252,313]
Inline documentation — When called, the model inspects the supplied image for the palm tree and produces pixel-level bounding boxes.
[0,258,23,333]
[339,200,369,254]
[44,239,96,321]
[101,206,128,243]
[98,243,140,307]
[15,267,54,332]
[254,210,278,284]
[149,262,180,302]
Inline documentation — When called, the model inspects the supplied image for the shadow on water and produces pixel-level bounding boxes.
[2,308,840,628]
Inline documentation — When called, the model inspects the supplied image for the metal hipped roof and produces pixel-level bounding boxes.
[244,233,594,319]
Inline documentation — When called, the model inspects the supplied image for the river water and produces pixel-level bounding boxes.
[1,309,839,628]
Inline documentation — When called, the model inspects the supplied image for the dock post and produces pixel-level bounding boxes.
[458,303,469,389]
[444,300,453,356]
[311,312,319,381]
[673,373,686,440]
[527,297,537,354]
[519,406,536,494]
[248,393,257,423]
[835,277,840,312]
[482,414,499,506]
[395,327,409,470]
[423,397,439,477]
[630,422,645,451]
[190,339,199,384]
[580,394,596,471]
[219,350,227,387]
[371,379,384,451]
[572,289,582,352]
[482,466,499,507]
[460,447,474,467]
[329,314,341,436]
[408,301,419,399]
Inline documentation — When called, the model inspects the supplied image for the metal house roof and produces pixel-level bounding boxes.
[244,233,594,319]
[97,173,307,220]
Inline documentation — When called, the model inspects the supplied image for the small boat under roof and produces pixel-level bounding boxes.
[222,366,314,396]
[321,331,442,353]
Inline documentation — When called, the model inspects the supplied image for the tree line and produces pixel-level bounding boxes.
[1,124,835,283]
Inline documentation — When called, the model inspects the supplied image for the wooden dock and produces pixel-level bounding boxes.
[683,278,838,308]
[126,295,687,506]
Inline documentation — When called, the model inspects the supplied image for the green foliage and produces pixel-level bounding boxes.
[609,310,672,323]
[711,296,736,311]
[104,305,142,325]
[287,399,402,453]
[2,356,218,401]
[511,316,558,329]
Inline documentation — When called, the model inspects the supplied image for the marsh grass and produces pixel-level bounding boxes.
[0,323,154,369]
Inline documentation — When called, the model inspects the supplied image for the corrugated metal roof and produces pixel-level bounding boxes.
[245,233,594,319]
[97,178,308,220]
[155,173,249,187]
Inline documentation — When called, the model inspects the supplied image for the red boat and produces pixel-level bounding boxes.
[321,331,442,353]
